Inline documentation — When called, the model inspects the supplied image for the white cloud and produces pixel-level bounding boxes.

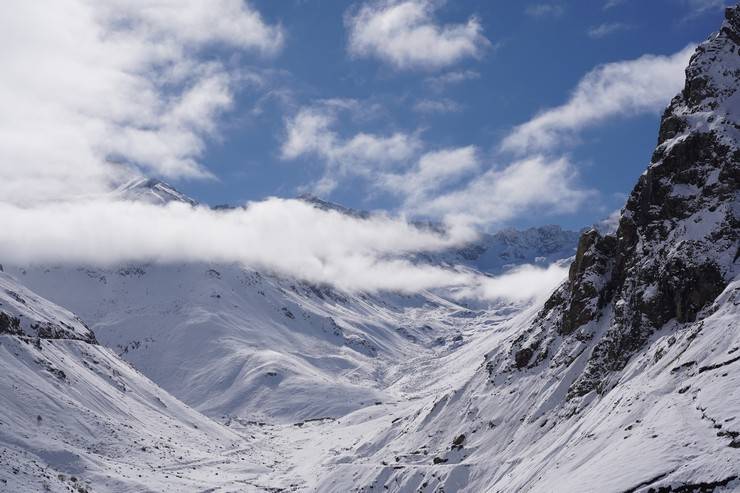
[685,0,726,16]
[500,45,695,154]
[413,98,464,114]
[0,196,572,302]
[603,0,626,9]
[455,262,569,303]
[587,22,633,39]
[0,0,282,205]
[525,3,565,18]
[424,70,481,91]
[346,0,489,70]
[413,156,593,225]
[281,104,421,193]
[382,146,479,202]
[95,0,284,55]
[0,197,479,293]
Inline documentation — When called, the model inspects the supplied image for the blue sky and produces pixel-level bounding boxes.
[172,0,725,231]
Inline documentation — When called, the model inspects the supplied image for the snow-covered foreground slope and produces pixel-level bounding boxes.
[0,271,271,492]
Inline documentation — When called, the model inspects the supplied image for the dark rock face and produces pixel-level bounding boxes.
[0,312,22,335]
[503,7,739,399]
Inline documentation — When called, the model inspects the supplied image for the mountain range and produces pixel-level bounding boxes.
[1,6,738,492]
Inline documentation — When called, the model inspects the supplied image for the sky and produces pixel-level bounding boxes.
[190,0,726,230]
[0,0,731,298]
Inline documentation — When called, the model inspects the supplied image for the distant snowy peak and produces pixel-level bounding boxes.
[423,225,580,275]
[297,193,371,219]
[114,177,198,206]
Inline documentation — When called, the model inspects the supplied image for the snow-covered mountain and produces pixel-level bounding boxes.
[114,178,198,206]
[1,6,738,492]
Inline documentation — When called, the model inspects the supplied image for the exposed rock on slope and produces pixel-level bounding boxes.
[511,5,739,400]
[0,272,95,343]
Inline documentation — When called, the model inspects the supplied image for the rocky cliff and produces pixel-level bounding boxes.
[509,5,739,400]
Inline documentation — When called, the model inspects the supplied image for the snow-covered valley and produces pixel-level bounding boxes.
[1,5,739,493]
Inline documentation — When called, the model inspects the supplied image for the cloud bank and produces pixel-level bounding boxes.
[0,198,478,293]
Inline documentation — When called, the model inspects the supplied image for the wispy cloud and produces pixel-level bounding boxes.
[0,0,283,205]
[381,146,480,203]
[424,69,481,92]
[525,3,565,18]
[500,45,695,154]
[683,0,727,18]
[281,102,421,193]
[603,0,626,9]
[413,98,464,114]
[411,156,593,225]
[345,0,490,70]
[587,22,633,38]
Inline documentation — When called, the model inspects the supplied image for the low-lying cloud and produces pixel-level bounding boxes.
[0,198,569,302]
[455,262,570,304]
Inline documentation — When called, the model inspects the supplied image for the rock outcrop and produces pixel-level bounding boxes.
[506,6,739,399]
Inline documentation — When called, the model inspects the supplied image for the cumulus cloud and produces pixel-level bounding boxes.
[345,0,489,70]
[500,45,695,154]
[412,156,593,225]
[281,103,421,193]
[587,22,633,39]
[0,0,282,205]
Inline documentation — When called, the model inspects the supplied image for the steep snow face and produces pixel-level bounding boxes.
[307,8,740,492]
[0,273,268,493]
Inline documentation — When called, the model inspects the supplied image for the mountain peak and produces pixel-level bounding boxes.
[114,178,198,206]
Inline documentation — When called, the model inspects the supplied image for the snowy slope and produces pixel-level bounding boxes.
[7,263,508,424]
[0,271,270,493]
[424,225,580,275]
